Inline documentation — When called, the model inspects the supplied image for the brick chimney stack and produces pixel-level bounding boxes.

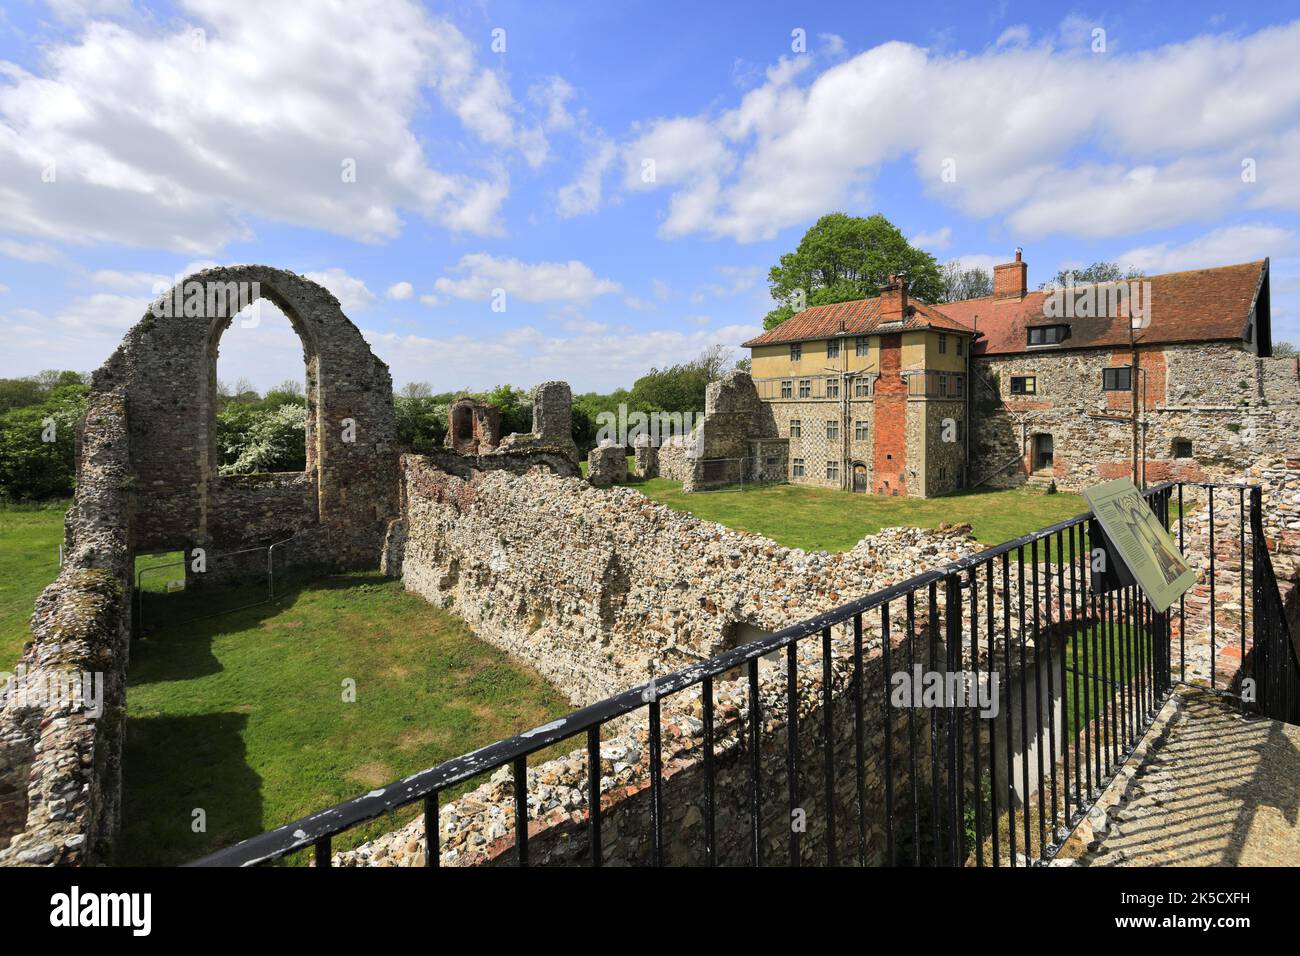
[879,272,909,321]
[993,248,1027,300]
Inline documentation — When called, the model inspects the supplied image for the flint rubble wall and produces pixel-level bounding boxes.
[339,456,1059,867]
[0,390,133,864]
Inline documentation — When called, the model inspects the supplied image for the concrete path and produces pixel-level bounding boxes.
[1076,686,1300,866]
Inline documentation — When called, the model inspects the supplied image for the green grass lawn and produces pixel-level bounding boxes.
[120,573,574,865]
[0,502,67,669]
[1062,613,1153,739]
[631,478,1088,554]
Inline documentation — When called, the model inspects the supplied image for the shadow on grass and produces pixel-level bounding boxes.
[122,570,578,865]
[118,711,261,866]
[131,573,375,685]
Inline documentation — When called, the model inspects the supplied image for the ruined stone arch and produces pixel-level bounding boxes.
[94,264,399,567]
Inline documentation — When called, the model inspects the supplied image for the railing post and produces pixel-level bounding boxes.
[943,572,963,866]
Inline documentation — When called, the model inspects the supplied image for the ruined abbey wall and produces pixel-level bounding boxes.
[2,266,405,865]
[98,264,400,564]
[395,456,980,704]
[343,455,1099,867]
[0,390,133,864]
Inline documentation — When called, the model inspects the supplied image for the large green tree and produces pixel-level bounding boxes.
[0,376,88,500]
[763,213,944,330]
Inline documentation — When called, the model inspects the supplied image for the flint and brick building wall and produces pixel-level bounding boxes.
[972,344,1300,492]
[752,329,970,497]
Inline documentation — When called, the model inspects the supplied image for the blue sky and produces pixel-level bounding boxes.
[1,0,1298,393]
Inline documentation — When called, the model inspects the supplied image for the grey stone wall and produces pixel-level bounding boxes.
[0,389,133,865]
[96,264,400,561]
[342,458,1077,867]
[921,399,967,495]
[2,265,407,867]
[586,444,627,488]
[394,455,982,705]
[497,381,579,465]
[648,372,783,492]
[970,344,1300,492]
[657,436,694,483]
[445,398,500,455]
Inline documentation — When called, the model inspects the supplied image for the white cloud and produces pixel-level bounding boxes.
[691,264,762,302]
[0,291,145,374]
[996,25,1031,48]
[910,226,953,250]
[1117,223,1297,274]
[43,0,134,24]
[304,268,376,313]
[1005,161,1240,239]
[621,22,1300,242]
[386,281,414,301]
[563,317,608,333]
[433,253,622,304]
[0,238,64,264]
[819,33,846,57]
[556,137,616,218]
[946,253,1001,275]
[0,283,9,293]
[91,269,169,291]
[529,76,576,132]
[0,0,533,254]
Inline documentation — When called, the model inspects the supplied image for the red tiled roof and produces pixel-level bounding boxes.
[945,260,1267,355]
[741,296,974,348]
[744,260,1269,355]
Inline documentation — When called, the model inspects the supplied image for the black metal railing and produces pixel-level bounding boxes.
[191,480,1297,867]
[1248,487,1300,723]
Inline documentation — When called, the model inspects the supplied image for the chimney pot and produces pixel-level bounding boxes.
[880,273,909,320]
[994,249,1028,300]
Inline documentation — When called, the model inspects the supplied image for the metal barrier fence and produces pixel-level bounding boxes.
[192,481,1299,867]
[135,532,310,634]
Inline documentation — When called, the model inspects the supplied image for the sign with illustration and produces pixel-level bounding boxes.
[1083,478,1195,612]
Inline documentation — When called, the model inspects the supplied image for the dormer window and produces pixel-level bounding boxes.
[1027,324,1070,346]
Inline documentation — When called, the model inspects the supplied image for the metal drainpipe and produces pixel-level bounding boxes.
[842,335,850,490]
[964,336,972,488]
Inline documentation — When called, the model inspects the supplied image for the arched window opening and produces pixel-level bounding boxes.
[211,297,313,476]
